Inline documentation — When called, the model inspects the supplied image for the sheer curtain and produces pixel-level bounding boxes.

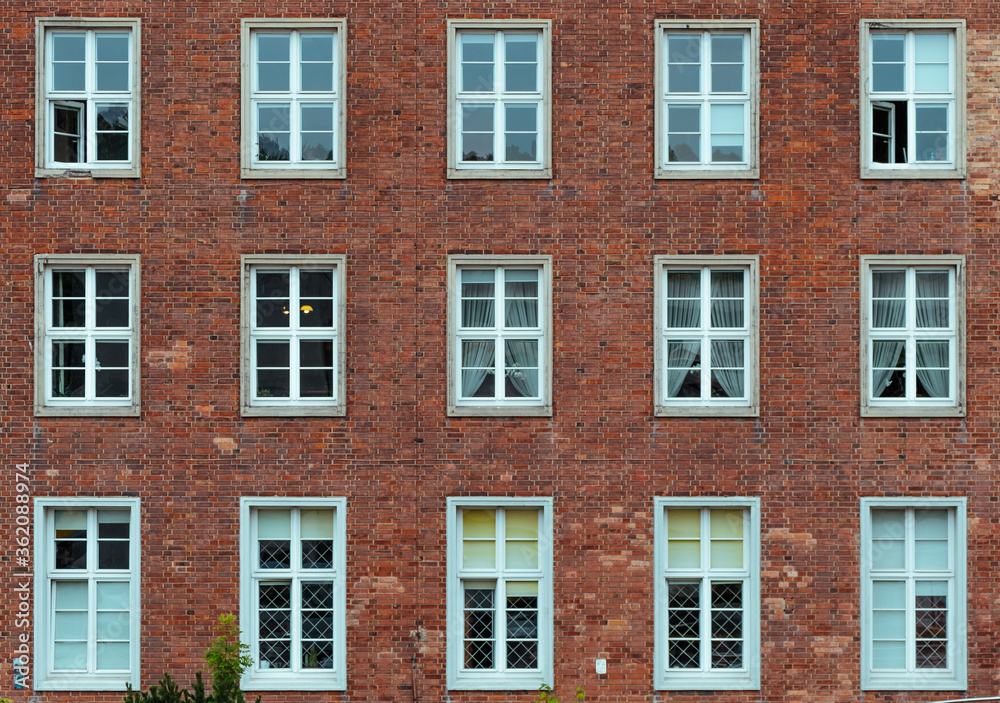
[709,272,745,398]
[914,272,950,397]
[504,272,539,398]
[461,272,496,397]
[871,271,906,397]
[665,272,701,397]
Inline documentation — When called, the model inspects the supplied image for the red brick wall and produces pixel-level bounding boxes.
[2,1,999,701]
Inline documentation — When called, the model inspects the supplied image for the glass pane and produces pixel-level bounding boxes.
[51,33,86,91]
[505,64,536,92]
[462,35,494,62]
[53,642,87,670]
[257,35,290,91]
[96,582,130,610]
[301,105,334,132]
[96,33,130,60]
[667,509,700,538]
[505,133,537,162]
[96,64,128,93]
[710,509,743,538]
[301,33,333,61]
[711,540,743,569]
[914,34,950,92]
[915,509,948,539]
[258,510,291,538]
[668,105,700,132]
[506,540,538,570]
[872,580,905,609]
[667,541,700,569]
[667,35,700,93]
[97,642,130,671]
[300,339,334,367]
[461,34,494,92]
[55,581,88,609]
[872,640,906,669]
[97,611,130,639]
[873,609,906,639]
[55,611,88,639]
[915,539,949,570]
[463,63,494,92]
[872,35,905,92]
[505,510,538,539]
[505,35,537,62]
[463,540,495,569]
[462,132,493,162]
[711,101,744,132]
[712,35,744,63]
[256,341,289,368]
[463,509,495,538]
[668,134,700,163]
[301,509,334,539]
[711,63,743,93]
[507,581,538,597]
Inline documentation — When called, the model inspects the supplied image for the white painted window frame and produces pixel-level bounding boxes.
[241,18,348,179]
[860,19,965,179]
[860,255,965,417]
[446,496,553,691]
[34,497,141,691]
[654,20,759,179]
[653,497,760,690]
[654,256,759,416]
[34,254,141,417]
[860,497,967,691]
[447,19,552,179]
[240,255,347,417]
[447,255,553,416]
[239,497,347,691]
[35,18,141,178]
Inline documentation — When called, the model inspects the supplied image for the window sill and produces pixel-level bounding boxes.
[861,166,965,180]
[656,167,759,180]
[861,404,965,418]
[36,166,141,179]
[655,404,759,417]
[449,403,552,417]
[242,403,346,418]
[448,167,552,180]
[241,167,346,180]
[35,404,140,417]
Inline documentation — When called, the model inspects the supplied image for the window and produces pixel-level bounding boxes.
[860,256,965,417]
[654,498,760,690]
[447,498,552,690]
[34,498,140,691]
[655,21,759,179]
[241,255,346,417]
[241,19,347,179]
[35,18,141,178]
[860,498,966,690]
[447,256,552,416]
[240,498,347,691]
[860,20,965,178]
[654,256,759,416]
[34,255,141,417]
[447,20,552,179]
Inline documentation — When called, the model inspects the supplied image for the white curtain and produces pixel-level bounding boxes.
[710,270,744,328]
[461,340,495,397]
[871,271,906,396]
[711,340,744,398]
[505,341,538,397]
[503,273,539,397]
[914,272,949,397]
[665,272,701,397]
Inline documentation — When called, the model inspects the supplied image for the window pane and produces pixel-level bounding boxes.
[463,586,494,669]
[914,34,950,92]
[461,35,495,92]
[872,640,906,669]
[257,105,291,161]
[505,63,537,93]
[711,35,744,92]
[667,35,701,93]
[257,35,290,91]
[710,540,743,569]
[55,581,88,609]
[463,106,494,131]
[96,581,130,610]
[463,509,496,569]
[55,611,88,640]
[504,36,538,92]
[258,510,291,538]
[710,509,743,538]
[53,642,87,670]
[871,35,905,92]
[505,510,538,539]
[51,33,86,91]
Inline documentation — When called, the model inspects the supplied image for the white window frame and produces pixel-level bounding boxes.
[447,20,552,179]
[241,19,348,179]
[447,255,553,417]
[654,256,759,416]
[655,20,760,179]
[446,497,553,691]
[860,255,965,417]
[34,254,141,417]
[239,497,347,691]
[240,255,347,417]
[653,497,761,690]
[35,18,141,178]
[860,497,967,691]
[860,19,966,179]
[34,497,141,691]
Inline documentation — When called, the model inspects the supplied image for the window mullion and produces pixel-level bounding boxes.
[701,269,712,401]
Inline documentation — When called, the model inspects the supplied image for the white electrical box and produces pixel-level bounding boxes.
[596,658,607,674]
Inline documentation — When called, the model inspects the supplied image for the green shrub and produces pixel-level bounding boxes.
[124,614,260,703]
[536,683,586,702]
